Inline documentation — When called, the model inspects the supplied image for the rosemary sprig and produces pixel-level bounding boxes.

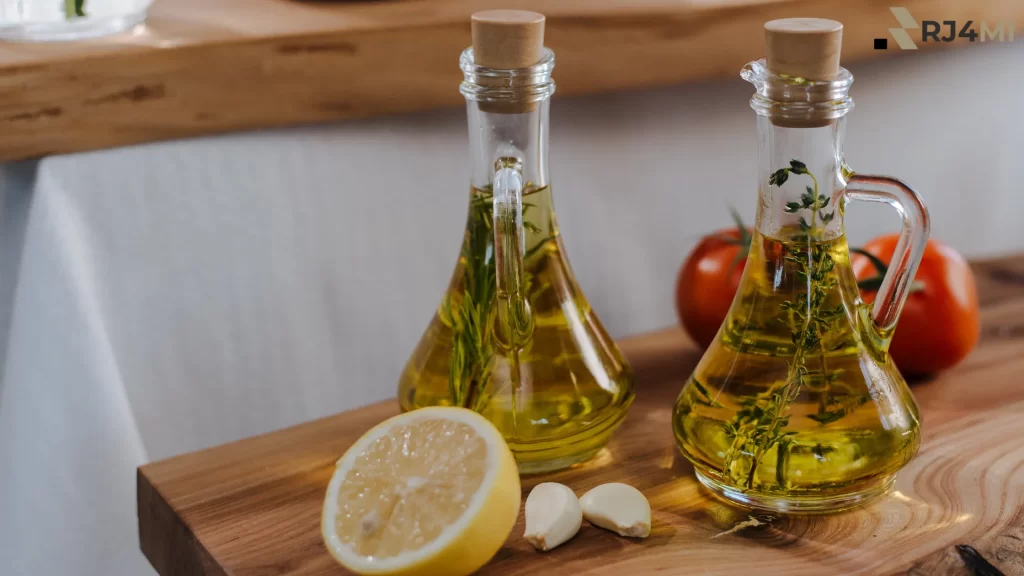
[692,378,724,408]
[440,186,552,412]
[440,192,496,410]
[721,159,857,490]
[65,0,85,18]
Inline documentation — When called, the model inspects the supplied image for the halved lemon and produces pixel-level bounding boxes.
[321,407,521,576]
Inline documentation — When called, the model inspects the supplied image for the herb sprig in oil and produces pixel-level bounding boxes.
[721,159,863,490]
[438,186,550,412]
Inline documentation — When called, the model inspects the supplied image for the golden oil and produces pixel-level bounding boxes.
[673,229,921,510]
[678,40,932,511]
[400,185,634,474]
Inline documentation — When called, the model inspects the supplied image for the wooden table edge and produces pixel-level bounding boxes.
[136,255,1024,575]
[2,0,1015,161]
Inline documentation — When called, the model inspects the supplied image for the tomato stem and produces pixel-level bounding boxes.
[726,206,752,277]
[852,247,925,294]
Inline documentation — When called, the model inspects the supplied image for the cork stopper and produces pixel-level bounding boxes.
[471,10,545,69]
[765,18,843,81]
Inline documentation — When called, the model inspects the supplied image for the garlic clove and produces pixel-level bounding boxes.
[523,482,583,551]
[579,483,651,538]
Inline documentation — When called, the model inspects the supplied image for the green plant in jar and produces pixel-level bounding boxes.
[398,11,633,474]
[673,19,930,512]
[65,0,86,18]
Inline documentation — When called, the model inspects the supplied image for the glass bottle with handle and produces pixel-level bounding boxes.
[672,18,930,512]
[399,10,634,474]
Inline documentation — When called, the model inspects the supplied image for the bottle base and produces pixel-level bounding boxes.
[516,447,602,475]
[0,12,148,42]
[695,469,897,513]
[511,399,632,475]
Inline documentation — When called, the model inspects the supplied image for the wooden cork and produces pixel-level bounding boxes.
[471,10,545,69]
[765,18,843,81]
[763,18,844,128]
[469,10,547,113]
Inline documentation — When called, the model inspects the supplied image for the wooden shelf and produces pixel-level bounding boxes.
[137,255,1024,576]
[1,0,1020,160]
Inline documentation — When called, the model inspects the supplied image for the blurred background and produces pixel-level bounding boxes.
[0,0,1021,574]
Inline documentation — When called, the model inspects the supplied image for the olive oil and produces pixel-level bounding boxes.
[400,186,634,473]
[403,20,635,474]
[674,229,920,508]
[674,20,930,512]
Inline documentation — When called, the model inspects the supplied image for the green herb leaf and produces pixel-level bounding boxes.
[801,189,815,208]
[770,169,789,187]
[692,378,724,408]
[812,444,829,461]
[821,253,835,272]
[808,410,846,425]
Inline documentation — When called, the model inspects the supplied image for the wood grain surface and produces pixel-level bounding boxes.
[3,0,1022,161]
[138,256,1024,576]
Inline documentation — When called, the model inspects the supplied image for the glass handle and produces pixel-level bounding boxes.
[492,159,534,348]
[844,170,930,347]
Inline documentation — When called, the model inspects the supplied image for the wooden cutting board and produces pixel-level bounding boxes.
[138,256,1024,576]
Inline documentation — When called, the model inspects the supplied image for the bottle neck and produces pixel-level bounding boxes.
[743,58,854,241]
[466,99,551,192]
[755,116,847,240]
[460,46,555,195]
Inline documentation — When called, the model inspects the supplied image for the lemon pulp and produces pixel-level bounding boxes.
[322,407,520,576]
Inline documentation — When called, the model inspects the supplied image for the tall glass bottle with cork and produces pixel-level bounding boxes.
[399,11,634,474]
[673,19,931,512]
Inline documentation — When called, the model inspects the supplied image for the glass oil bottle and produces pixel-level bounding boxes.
[399,11,633,474]
[673,19,931,512]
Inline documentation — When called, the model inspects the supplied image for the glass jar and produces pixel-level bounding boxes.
[398,41,634,474]
[0,0,152,41]
[673,55,930,512]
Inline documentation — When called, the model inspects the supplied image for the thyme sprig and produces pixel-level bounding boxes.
[439,186,552,412]
[721,159,861,490]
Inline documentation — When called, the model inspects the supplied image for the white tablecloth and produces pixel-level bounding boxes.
[0,42,1022,576]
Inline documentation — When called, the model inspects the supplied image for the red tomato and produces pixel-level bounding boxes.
[675,228,749,349]
[852,234,980,375]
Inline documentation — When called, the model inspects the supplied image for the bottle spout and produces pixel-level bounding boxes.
[492,157,534,349]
